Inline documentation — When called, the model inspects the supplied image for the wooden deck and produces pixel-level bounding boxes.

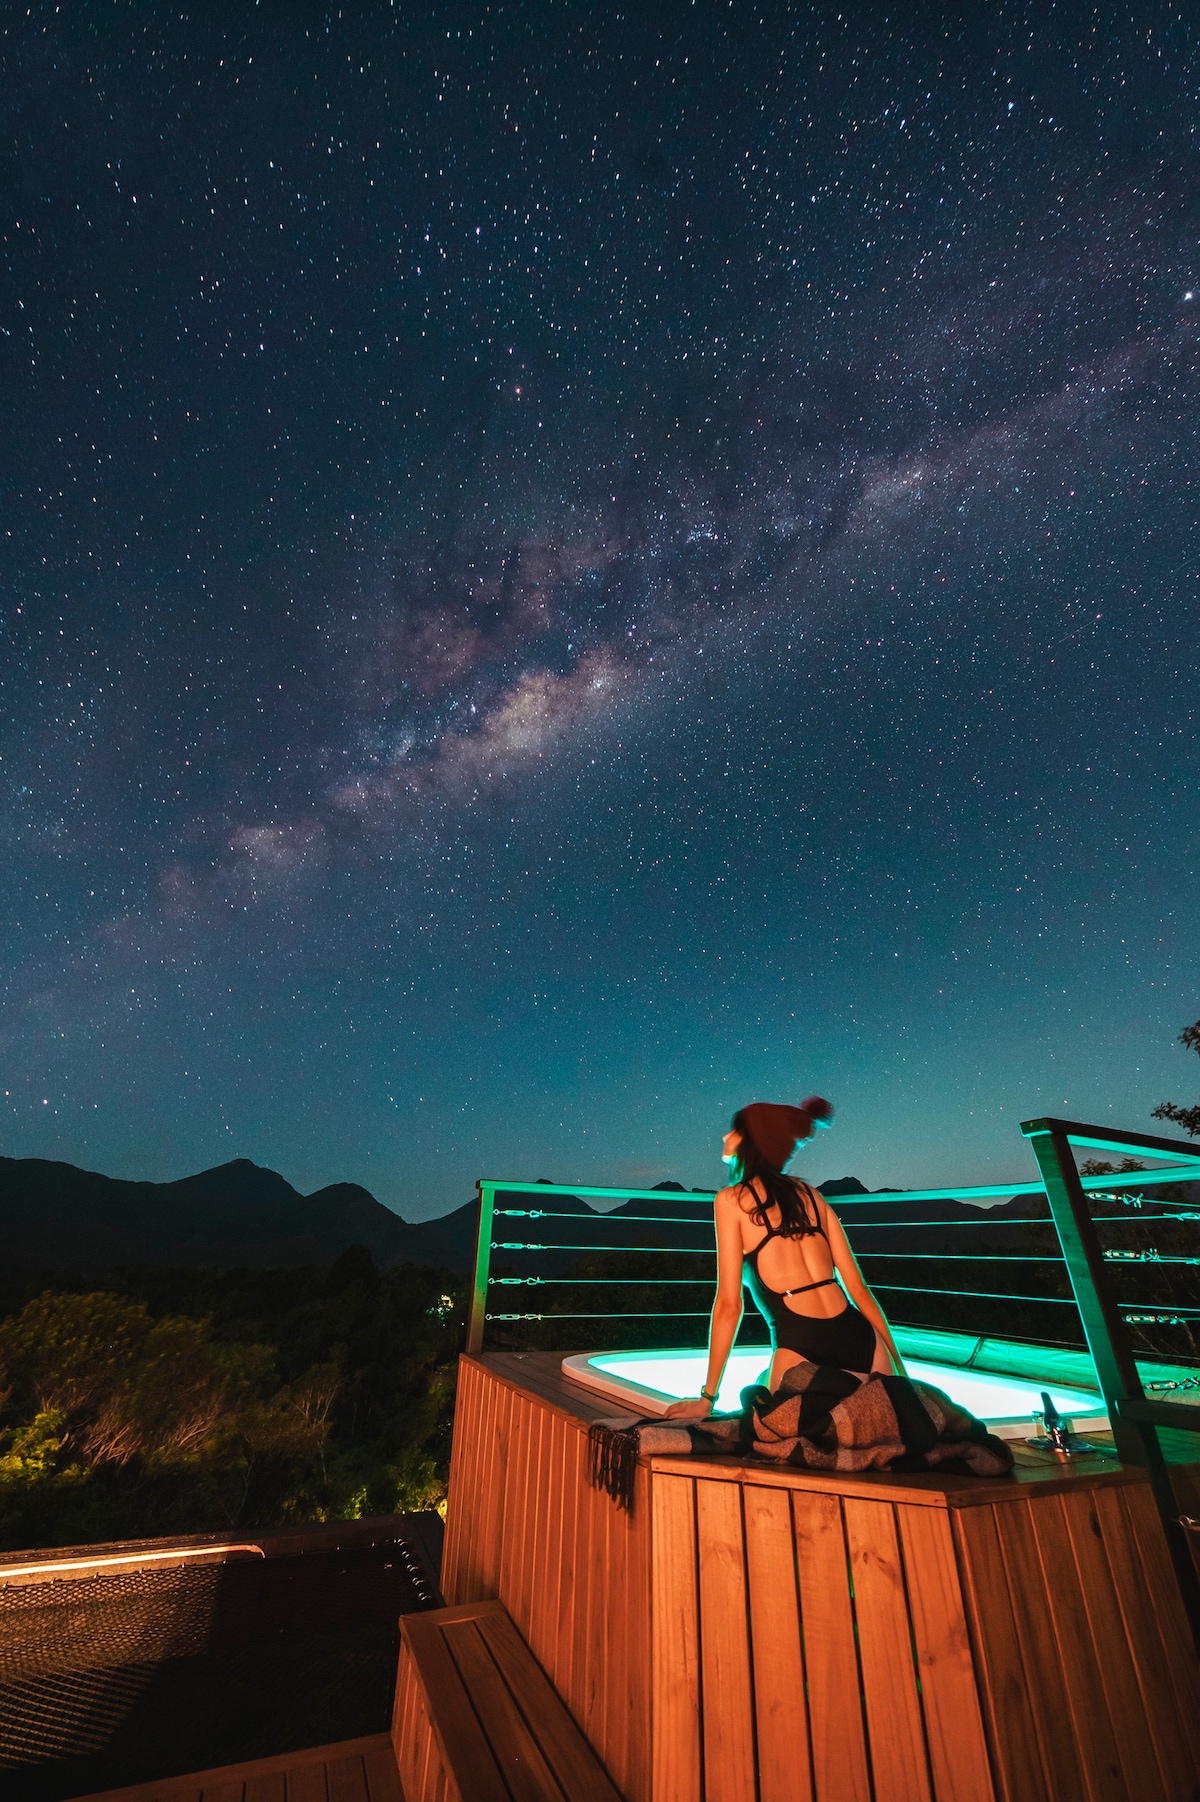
[0,1513,442,1802]
[440,1351,1200,1802]
[67,1734,404,1802]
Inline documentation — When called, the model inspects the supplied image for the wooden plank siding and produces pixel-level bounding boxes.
[442,1353,1200,1802]
[742,1484,812,1802]
[844,1496,934,1802]
[792,1488,873,1802]
[393,1634,457,1802]
[898,1505,994,1802]
[649,1475,701,1802]
[442,1354,652,1802]
[694,1481,756,1802]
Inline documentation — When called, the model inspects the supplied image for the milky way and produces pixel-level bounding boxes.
[2,5,1198,1215]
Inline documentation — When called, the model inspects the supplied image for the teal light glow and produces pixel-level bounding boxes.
[585,1347,1106,1423]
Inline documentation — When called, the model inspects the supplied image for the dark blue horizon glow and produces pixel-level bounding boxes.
[2,5,1197,1221]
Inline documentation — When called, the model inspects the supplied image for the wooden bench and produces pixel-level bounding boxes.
[392,1599,623,1802]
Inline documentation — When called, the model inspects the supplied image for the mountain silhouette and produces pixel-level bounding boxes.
[0,1155,478,1274]
[0,1158,900,1278]
[11,1155,1166,1279]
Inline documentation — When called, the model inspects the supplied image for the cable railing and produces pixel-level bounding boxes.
[470,1163,1200,1348]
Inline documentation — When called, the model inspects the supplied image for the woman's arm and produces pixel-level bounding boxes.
[817,1191,907,1374]
[663,1187,745,1417]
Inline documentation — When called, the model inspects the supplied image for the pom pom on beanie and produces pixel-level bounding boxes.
[799,1095,835,1128]
[740,1097,834,1171]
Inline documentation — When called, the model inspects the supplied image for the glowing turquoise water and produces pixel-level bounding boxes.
[586,1347,1105,1421]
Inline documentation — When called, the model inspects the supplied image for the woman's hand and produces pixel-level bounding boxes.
[663,1396,714,1419]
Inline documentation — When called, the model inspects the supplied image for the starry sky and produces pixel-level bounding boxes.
[2,3,1198,1220]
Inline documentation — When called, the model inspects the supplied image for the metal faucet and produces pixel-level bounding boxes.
[1028,1389,1106,1458]
[1040,1390,1073,1452]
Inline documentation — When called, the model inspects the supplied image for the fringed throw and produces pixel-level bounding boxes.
[586,1415,743,1510]
[586,1419,642,1512]
[586,1362,1013,1511]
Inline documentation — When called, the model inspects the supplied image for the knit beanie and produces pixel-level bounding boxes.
[740,1096,834,1171]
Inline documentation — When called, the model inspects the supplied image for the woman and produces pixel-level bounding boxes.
[664,1098,904,1418]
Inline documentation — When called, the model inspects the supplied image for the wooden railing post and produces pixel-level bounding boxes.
[1023,1123,1147,1460]
[466,1180,495,1356]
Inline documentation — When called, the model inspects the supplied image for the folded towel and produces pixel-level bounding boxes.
[587,1359,1013,1510]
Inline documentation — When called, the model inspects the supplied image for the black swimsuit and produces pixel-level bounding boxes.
[742,1187,878,1372]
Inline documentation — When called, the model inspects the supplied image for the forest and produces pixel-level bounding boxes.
[0,1251,464,1551]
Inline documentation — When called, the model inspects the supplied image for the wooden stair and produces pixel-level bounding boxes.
[67,1732,404,1802]
[392,1600,623,1802]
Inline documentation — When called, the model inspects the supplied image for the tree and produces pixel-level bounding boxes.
[1152,1020,1200,1138]
[0,1291,332,1473]
[0,1258,465,1549]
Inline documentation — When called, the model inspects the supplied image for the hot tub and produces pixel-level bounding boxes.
[561,1345,1110,1439]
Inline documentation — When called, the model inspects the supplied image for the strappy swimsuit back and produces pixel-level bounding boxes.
[742,1181,877,1371]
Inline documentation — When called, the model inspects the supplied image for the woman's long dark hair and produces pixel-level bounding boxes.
[730,1109,819,1235]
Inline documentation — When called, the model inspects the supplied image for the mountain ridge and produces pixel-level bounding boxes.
[0,1153,1056,1277]
[0,1154,474,1274]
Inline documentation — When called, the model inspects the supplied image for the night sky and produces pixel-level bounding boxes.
[3,4,1198,1220]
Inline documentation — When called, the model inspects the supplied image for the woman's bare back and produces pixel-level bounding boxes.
[733,1178,848,1320]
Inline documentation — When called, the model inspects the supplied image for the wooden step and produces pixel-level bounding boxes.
[392,1600,623,1802]
[67,1731,404,1802]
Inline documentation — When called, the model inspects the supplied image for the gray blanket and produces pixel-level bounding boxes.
[587,1359,1013,1510]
